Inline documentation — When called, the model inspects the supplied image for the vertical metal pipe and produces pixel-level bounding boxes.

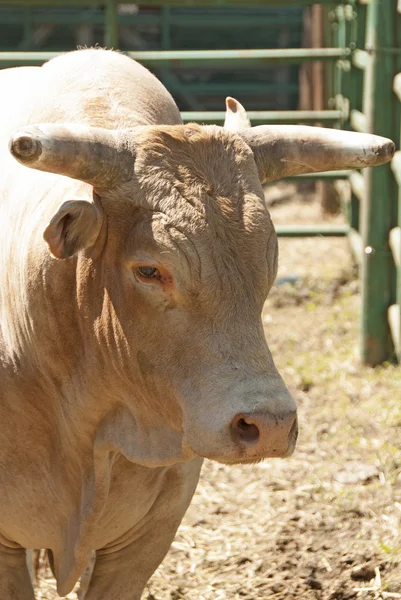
[105,0,118,48]
[360,0,397,365]
[390,6,401,362]
[347,3,365,232]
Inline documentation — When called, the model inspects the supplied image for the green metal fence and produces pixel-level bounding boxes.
[0,4,305,112]
[0,0,400,367]
[329,0,401,366]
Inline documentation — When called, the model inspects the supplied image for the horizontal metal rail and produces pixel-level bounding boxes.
[350,109,367,132]
[170,83,299,95]
[0,0,350,6]
[0,10,303,28]
[182,110,343,124]
[0,48,350,69]
[275,225,349,237]
[284,170,351,182]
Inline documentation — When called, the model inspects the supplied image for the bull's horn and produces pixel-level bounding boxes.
[239,125,395,183]
[9,123,135,187]
[224,97,251,131]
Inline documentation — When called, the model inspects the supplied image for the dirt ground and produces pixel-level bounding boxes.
[35,185,401,599]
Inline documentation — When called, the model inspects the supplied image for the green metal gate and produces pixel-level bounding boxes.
[0,0,400,367]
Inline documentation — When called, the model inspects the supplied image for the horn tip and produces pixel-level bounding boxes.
[383,139,395,161]
[373,136,395,164]
[9,132,42,162]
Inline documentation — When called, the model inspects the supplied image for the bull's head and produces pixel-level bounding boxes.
[9,101,394,465]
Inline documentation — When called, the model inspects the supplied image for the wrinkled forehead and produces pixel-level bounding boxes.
[125,126,277,291]
[132,123,269,232]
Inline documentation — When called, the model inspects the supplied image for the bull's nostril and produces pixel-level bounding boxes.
[234,417,260,444]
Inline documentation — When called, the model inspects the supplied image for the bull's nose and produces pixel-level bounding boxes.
[231,414,261,444]
[230,410,298,458]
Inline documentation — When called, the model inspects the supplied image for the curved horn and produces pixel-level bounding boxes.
[239,125,395,183]
[9,123,135,187]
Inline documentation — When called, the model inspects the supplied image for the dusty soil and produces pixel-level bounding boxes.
[35,185,401,599]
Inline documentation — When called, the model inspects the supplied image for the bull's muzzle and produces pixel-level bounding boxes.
[230,409,298,460]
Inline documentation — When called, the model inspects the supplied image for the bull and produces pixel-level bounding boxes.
[0,49,394,599]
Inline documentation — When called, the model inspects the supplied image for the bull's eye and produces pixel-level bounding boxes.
[137,266,159,278]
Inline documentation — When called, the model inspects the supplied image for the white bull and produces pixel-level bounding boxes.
[0,49,394,599]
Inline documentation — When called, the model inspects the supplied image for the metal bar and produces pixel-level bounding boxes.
[168,82,300,95]
[0,12,303,27]
[348,227,364,266]
[104,0,118,48]
[394,72,401,102]
[388,304,401,360]
[161,6,170,50]
[394,0,401,365]
[0,48,350,69]
[347,1,366,234]
[391,151,401,185]
[283,170,351,182]
[349,170,364,201]
[0,0,348,5]
[360,0,396,366]
[352,49,368,70]
[389,227,401,268]
[337,180,353,228]
[275,225,349,237]
[125,48,349,67]
[149,14,304,27]
[350,109,367,132]
[21,6,32,49]
[0,51,61,66]
[182,110,343,124]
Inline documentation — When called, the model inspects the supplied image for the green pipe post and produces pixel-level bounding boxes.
[390,10,401,361]
[105,0,118,48]
[396,4,401,362]
[360,0,397,366]
[21,7,32,50]
[346,1,366,232]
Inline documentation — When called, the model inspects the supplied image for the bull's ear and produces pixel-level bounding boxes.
[43,200,103,259]
[224,97,251,131]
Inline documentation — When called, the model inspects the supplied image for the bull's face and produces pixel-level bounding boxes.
[9,100,394,465]
[104,125,298,464]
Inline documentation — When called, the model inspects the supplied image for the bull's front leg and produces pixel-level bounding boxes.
[82,523,180,600]
[83,459,202,600]
[0,543,36,600]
